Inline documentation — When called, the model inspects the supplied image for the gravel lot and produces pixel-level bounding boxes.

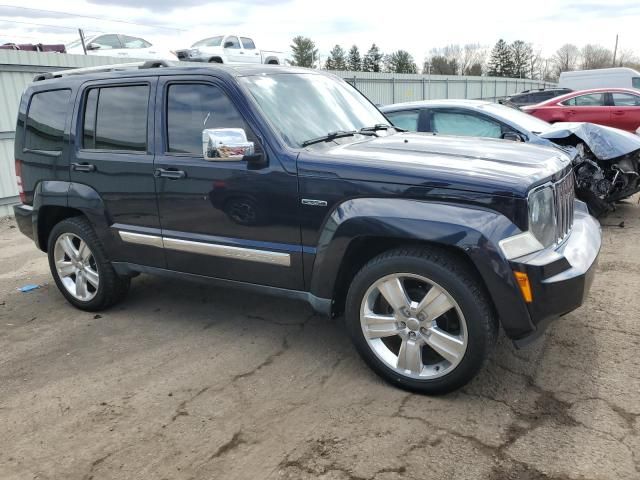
[1,200,639,480]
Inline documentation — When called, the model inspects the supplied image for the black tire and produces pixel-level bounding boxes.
[47,216,130,311]
[345,247,497,394]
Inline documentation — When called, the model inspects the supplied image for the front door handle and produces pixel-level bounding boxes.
[154,168,186,179]
[71,162,96,172]
[612,110,625,116]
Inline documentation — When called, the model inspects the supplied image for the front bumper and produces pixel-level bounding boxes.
[510,200,601,347]
[13,204,35,241]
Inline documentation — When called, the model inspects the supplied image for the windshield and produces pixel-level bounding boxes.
[240,73,389,148]
[192,36,223,48]
[480,103,551,134]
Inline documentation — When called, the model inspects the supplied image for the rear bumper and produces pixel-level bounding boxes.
[13,204,35,241]
[510,201,601,347]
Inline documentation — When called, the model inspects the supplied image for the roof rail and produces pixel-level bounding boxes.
[33,60,174,82]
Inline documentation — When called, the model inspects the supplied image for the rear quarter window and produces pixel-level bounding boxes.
[24,89,71,151]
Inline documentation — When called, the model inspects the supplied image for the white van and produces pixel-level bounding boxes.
[559,67,640,90]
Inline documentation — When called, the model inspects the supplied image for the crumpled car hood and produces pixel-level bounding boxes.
[540,122,640,160]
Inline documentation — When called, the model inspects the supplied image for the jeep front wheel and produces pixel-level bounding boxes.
[345,248,497,394]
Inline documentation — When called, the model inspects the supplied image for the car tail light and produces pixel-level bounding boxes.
[15,158,26,203]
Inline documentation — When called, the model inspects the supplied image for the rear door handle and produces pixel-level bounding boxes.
[71,162,96,172]
[154,168,186,179]
[612,110,625,115]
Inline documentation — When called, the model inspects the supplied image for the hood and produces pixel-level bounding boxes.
[299,133,571,197]
[539,122,640,160]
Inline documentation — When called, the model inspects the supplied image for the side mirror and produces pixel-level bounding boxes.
[86,43,100,51]
[502,132,524,142]
[224,41,234,48]
[202,128,255,161]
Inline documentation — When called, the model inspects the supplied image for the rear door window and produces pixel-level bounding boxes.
[431,110,502,138]
[25,89,71,151]
[120,35,151,49]
[612,93,640,106]
[240,37,256,49]
[385,110,421,131]
[82,85,149,151]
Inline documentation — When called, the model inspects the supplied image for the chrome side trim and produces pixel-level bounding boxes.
[162,237,291,267]
[119,231,164,248]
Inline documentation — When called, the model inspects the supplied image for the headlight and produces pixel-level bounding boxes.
[528,186,557,247]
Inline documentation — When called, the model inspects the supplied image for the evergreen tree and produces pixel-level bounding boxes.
[487,39,515,77]
[385,50,418,73]
[290,36,318,68]
[325,44,347,70]
[347,45,362,71]
[363,43,383,72]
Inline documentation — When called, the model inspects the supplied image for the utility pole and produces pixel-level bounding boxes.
[612,34,618,67]
[78,29,87,55]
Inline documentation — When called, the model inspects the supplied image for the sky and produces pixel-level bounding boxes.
[0,0,638,64]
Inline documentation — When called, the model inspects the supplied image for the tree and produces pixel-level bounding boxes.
[487,39,514,77]
[511,40,533,78]
[384,50,417,73]
[290,36,317,68]
[424,55,457,75]
[362,44,383,72]
[325,44,347,70]
[460,44,486,76]
[581,44,613,70]
[553,44,580,77]
[347,45,362,71]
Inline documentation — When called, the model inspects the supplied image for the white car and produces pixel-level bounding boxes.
[175,35,284,64]
[66,34,176,61]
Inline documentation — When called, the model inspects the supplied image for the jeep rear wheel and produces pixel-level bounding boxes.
[48,217,130,311]
[345,247,497,394]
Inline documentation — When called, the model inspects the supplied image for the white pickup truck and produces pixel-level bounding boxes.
[175,35,285,64]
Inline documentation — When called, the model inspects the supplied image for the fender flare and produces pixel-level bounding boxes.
[309,198,535,338]
[32,181,115,255]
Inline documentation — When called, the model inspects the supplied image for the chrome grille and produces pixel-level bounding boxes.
[553,172,575,243]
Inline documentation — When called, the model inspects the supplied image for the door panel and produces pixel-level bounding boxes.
[240,37,261,63]
[611,92,640,132]
[153,77,303,289]
[223,36,244,63]
[71,79,165,268]
[561,93,611,126]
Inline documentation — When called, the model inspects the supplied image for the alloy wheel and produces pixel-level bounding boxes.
[360,273,468,379]
[53,233,99,301]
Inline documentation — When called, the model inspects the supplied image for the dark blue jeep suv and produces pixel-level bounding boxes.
[13,62,601,393]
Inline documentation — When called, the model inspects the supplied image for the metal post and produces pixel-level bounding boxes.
[446,78,449,99]
[494,78,497,101]
[422,77,426,100]
[465,78,468,99]
[392,76,395,103]
[480,79,483,100]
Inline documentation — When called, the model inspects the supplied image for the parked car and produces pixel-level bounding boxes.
[13,63,601,394]
[501,88,573,107]
[559,67,640,90]
[175,35,284,64]
[381,99,640,215]
[521,88,640,132]
[66,34,176,60]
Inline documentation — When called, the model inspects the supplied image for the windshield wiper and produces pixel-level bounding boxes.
[301,130,376,147]
[360,123,406,133]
